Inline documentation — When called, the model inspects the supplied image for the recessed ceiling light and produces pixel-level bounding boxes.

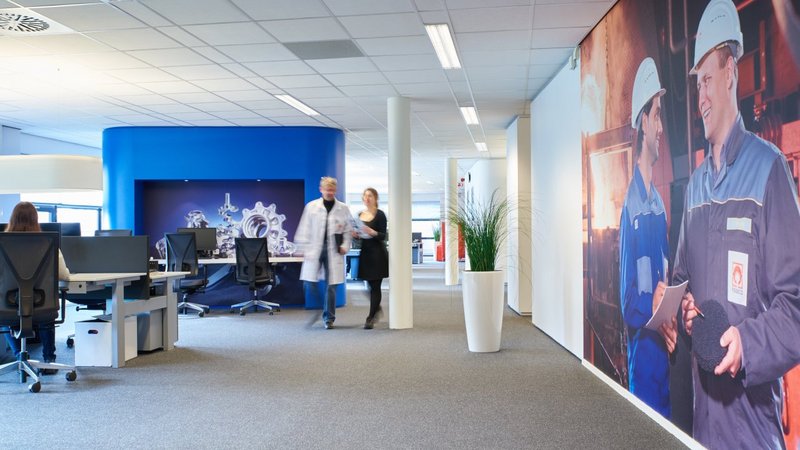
[475,142,488,152]
[460,106,479,125]
[275,94,320,116]
[425,23,461,69]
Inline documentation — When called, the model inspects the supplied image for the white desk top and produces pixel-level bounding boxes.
[155,257,303,265]
[65,273,144,284]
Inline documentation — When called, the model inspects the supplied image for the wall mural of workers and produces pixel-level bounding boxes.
[581,0,800,447]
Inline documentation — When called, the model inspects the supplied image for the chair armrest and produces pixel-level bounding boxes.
[55,288,68,325]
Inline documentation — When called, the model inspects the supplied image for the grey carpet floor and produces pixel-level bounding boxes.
[1,263,684,449]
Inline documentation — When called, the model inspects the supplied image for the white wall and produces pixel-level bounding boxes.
[464,158,507,272]
[20,133,100,157]
[507,116,532,315]
[530,62,583,357]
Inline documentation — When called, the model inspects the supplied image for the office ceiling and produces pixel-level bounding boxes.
[0,0,613,194]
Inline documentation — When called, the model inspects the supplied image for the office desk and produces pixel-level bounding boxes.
[62,271,188,368]
[196,256,304,264]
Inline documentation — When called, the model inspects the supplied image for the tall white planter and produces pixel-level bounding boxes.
[462,270,505,352]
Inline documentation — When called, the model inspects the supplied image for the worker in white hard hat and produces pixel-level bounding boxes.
[619,56,672,419]
[673,0,800,447]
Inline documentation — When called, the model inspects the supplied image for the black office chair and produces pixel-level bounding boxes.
[165,233,209,317]
[0,232,76,393]
[231,237,280,316]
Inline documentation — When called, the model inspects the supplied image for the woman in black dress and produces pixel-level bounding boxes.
[354,188,388,329]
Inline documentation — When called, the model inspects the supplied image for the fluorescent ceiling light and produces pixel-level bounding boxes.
[275,94,320,116]
[475,142,488,152]
[460,106,479,125]
[425,23,461,69]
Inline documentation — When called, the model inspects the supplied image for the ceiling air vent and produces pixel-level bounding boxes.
[0,12,49,33]
[0,8,73,36]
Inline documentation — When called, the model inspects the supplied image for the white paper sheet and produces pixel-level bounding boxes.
[644,280,688,331]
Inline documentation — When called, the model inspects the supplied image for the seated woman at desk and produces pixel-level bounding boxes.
[2,201,70,374]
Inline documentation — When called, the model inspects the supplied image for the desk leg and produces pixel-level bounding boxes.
[164,276,178,350]
[108,279,125,368]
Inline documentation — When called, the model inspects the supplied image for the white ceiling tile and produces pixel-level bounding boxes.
[456,30,532,52]
[383,69,445,84]
[244,77,277,90]
[183,22,276,46]
[210,110,261,120]
[322,0,414,16]
[30,4,146,32]
[86,29,181,51]
[243,60,314,77]
[163,64,236,81]
[215,90,275,102]
[93,83,153,96]
[111,94,175,106]
[371,54,440,71]
[306,57,377,74]
[139,0,250,25]
[216,43,298,62]
[143,103,197,114]
[412,0,444,11]
[191,78,259,92]
[0,38,48,57]
[16,34,112,54]
[466,65,528,78]
[449,6,533,33]
[229,117,279,126]
[418,10,448,24]
[231,0,330,20]
[339,84,396,97]
[6,0,98,5]
[339,13,423,38]
[164,111,217,121]
[355,36,431,56]
[138,80,205,94]
[236,99,283,109]
[157,26,206,47]
[191,46,234,64]
[127,48,211,67]
[113,1,173,27]
[530,47,571,65]
[260,18,348,42]
[394,82,452,96]
[528,63,563,78]
[71,52,151,70]
[192,102,244,112]
[265,74,331,88]
[445,0,530,8]
[164,92,226,103]
[283,86,345,98]
[219,63,258,78]
[105,67,179,83]
[533,3,611,28]
[531,27,590,48]
[187,118,237,125]
[461,49,529,67]
[323,72,387,86]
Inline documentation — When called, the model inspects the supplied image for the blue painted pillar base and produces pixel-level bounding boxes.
[304,281,347,309]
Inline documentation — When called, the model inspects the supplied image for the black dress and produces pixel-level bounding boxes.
[357,209,389,280]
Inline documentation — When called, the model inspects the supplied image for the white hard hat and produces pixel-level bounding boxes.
[631,57,666,129]
[690,0,743,75]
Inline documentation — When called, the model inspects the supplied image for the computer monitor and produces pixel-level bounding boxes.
[60,222,82,237]
[177,227,217,252]
[40,222,62,234]
[0,223,6,232]
[95,229,133,237]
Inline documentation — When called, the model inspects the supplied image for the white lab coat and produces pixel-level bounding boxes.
[295,198,353,284]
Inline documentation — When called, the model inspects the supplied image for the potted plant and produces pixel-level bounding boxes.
[432,223,441,242]
[448,191,510,352]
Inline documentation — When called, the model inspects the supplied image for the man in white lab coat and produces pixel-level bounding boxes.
[295,177,353,329]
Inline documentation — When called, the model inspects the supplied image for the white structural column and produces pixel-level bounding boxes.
[507,116,532,315]
[388,97,413,329]
[445,158,459,286]
[0,126,21,222]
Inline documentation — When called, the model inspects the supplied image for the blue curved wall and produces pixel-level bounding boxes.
[102,126,345,231]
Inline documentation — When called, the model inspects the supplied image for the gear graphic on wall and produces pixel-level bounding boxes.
[240,201,296,255]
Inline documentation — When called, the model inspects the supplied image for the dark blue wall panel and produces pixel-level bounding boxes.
[102,126,345,231]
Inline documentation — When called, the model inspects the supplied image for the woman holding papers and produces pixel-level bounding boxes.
[352,188,388,329]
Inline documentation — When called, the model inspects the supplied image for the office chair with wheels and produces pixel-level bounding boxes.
[231,237,280,316]
[0,232,77,393]
[165,233,209,317]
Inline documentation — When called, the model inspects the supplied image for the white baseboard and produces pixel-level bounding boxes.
[581,360,703,450]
